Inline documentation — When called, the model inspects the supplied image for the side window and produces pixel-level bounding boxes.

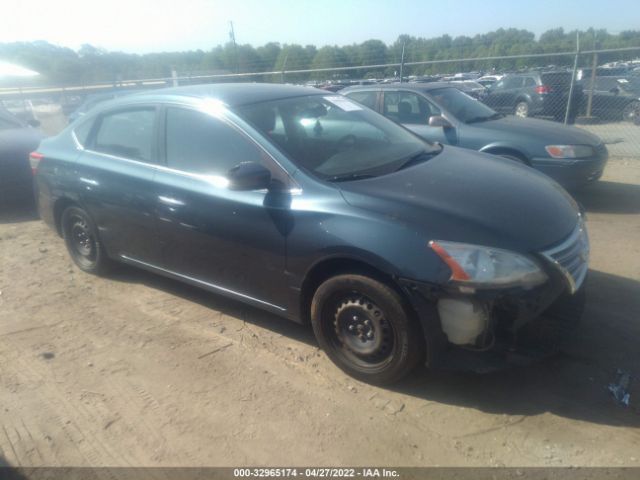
[524,77,536,87]
[383,91,440,124]
[165,107,266,177]
[504,77,524,89]
[344,91,378,110]
[93,108,155,162]
[73,118,94,147]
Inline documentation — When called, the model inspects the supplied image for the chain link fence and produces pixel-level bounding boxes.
[2,47,639,159]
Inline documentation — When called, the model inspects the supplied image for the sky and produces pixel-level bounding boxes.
[2,0,640,53]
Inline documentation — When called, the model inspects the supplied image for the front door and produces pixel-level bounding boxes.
[153,106,292,311]
[382,90,457,145]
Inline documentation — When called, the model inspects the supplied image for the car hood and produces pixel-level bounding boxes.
[474,116,602,145]
[338,146,579,253]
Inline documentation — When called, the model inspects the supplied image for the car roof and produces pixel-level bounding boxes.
[341,82,456,94]
[131,83,325,107]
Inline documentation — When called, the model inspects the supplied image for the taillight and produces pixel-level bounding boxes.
[29,151,44,175]
[535,85,553,94]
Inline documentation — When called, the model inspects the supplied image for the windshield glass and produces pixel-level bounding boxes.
[618,78,640,93]
[235,94,439,180]
[428,87,499,123]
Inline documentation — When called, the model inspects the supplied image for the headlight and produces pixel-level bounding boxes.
[429,240,548,288]
[545,145,594,159]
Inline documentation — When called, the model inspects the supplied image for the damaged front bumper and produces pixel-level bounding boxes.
[399,262,587,372]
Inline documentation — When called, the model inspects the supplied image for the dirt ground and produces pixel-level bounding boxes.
[0,158,639,468]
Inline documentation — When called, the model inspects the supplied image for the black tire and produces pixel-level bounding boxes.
[61,206,110,274]
[622,101,640,123]
[310,274,424,384]
[514,101,529,118]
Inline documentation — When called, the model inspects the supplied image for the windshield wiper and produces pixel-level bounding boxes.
[466,112,503,124]
[327,173,377,182]
[394,148,441,172]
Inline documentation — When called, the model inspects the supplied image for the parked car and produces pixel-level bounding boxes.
[483,71,583,122]
[580,77,640,122]
[67,89,138,123]
[341,83,607,188]
[446,80,488,101]
[0,105,44,203]
[34,84,588,384]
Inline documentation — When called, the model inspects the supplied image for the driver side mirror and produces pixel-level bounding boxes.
[428,115,453,128]
[227,162,271,191]
[27,119,41,128]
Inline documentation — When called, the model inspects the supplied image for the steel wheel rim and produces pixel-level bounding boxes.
[515,103,528,117]
[326,293,396,368]
[69,215,96,261]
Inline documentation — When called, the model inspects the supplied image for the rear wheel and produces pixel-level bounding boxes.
[310,274,424,384]
[514,101,530,118]
[61,206,110,274]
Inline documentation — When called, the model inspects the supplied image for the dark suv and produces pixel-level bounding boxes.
[579,77,640,122]
[483,71,583,121]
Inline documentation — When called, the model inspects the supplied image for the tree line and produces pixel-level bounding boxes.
[1,27,640,86]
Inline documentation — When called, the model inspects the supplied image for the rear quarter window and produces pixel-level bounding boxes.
[541,72,573,85]
[344,91,378,109]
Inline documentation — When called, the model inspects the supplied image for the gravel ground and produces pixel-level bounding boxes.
[0,159,639,468]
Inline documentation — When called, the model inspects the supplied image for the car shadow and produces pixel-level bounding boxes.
[106,264,317,347]
[0,455,27,480]
[572,180,640,214]
[0,198,38,224]
[106,263,639,429]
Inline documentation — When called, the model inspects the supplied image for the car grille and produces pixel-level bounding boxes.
[541,218,589,294]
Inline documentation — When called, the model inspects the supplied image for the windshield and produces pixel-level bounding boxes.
[427,87,499,123]
[618,78,640,93]
[235,94,439,180]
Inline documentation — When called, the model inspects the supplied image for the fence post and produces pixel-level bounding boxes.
[564,32,580,125]
[585,52,598,117]
[399,42,406,83]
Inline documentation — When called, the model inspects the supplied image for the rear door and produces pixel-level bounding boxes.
[78,105,161,263]
[381,90,456,144]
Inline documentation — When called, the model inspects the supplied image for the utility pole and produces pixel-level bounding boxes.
[229,21,239,73]
[399,42,406,83]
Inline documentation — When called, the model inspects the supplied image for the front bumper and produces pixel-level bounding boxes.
[530,150,608,189]
[400,274,586,371]
[399,221,589,370]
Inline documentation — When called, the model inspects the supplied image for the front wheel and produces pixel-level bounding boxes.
[310,274,424,384]
[62,206,110,274]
